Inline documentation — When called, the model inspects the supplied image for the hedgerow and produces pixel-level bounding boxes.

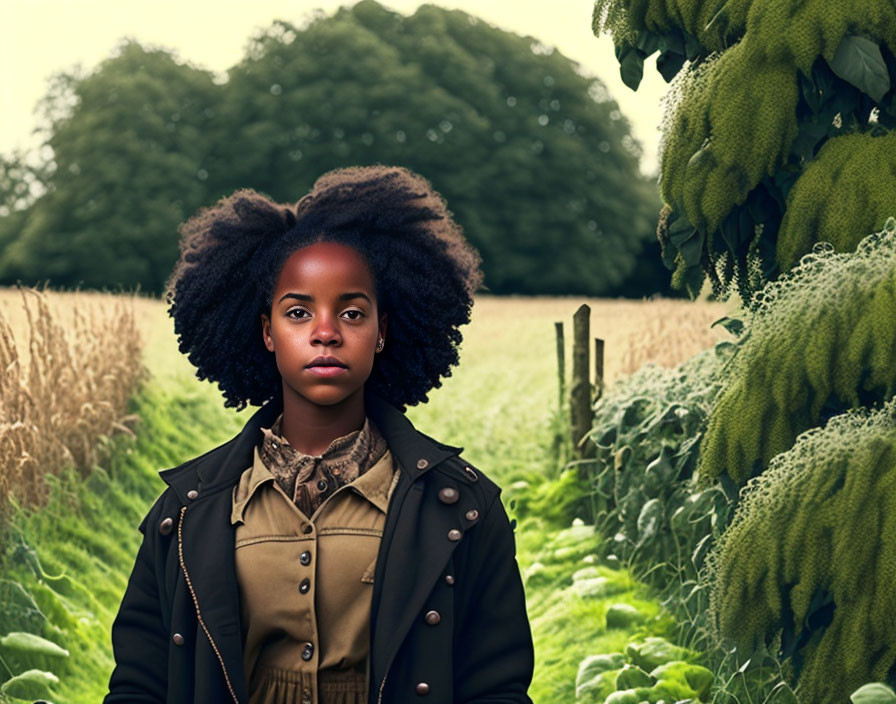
[776,131,896,270]
[594,0,896,300]
[587,343,730,592]
[707,396,896,703]
[698,218,896,485]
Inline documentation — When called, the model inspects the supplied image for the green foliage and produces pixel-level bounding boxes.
[574,637,711,703]
[698,219,896,485]
[1,668,59,700]
[586,344,730,589]
[0,42,220,294]
[216,1,659,295]
[852,683,896,704]
[777,131,896,270]
[0,0,662,297]
[517,518,679,704]
[0,380,244,703]
[0,632,69,659]
[595,0,896,300]
[707,396,896,704]
[0,631,68,704]
[665,48,799,234]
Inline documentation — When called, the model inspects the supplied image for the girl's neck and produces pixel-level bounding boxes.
[277,386,367,456]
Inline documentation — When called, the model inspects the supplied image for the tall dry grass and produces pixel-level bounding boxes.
[0,286,148,516]
[596,298,731,380]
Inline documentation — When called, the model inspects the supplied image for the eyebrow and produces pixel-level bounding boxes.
[278,292,372,304]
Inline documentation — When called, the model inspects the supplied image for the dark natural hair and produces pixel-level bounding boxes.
[165,165,483,411]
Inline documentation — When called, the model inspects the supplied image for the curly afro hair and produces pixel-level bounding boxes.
[164,165,483,412]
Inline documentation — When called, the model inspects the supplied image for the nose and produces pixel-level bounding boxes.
[311,313,341,346]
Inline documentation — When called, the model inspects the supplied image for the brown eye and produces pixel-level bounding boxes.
[343,309,364,321]
[287,308,310,319]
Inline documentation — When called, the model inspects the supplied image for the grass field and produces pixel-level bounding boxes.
[0,289,733,703]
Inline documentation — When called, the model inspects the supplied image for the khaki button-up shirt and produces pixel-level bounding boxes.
[231,421,401,704]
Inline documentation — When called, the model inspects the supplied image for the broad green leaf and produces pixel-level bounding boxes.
[0,632,70,658]
[711,315,745,337]
[615,663,654,689]
[616,44,646,90]
[0,669,59,699]
[575,653,626,686]
[677,229,705,268]
[851,683,896,704]
[830,36,890,102]
[657,50,687,82]
[636,498,663,547]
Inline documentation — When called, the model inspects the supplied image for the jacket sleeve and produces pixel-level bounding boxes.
[454,490,535,704]
[104,498,170,704]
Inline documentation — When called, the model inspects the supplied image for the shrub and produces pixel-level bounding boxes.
[707,396,896,703]
[697,218,896,486]
[587,343,730,590]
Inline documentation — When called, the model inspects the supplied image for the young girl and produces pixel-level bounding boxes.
[104,165,534,704]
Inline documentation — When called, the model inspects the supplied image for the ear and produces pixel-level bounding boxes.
[378,312,388,343]
[260,312,274,352]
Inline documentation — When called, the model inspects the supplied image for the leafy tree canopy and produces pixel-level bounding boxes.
[594,0,896,301]
[0,1,662,296]
[1,43,220,291]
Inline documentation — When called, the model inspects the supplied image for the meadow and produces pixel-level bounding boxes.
[0,288,731,703]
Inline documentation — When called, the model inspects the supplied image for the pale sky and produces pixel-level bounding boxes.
[0,0,669,175]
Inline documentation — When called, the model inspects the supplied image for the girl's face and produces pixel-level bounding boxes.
[260,241,386,409]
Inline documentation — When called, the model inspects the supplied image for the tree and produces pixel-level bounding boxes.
[0,2,661,296]
[594,0,896,301]
[212,0,659,295]
[0,42,221,292]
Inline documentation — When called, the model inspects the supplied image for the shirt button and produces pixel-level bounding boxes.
[416,458,429,470]
[444,574,455,586]
[172,633,184,646]
[298,578,311,594]
[416,682,430,695]
[300,551,312,566]
[438,487,459,504]
[158,517,174,535]
[317,479,327,491]
[465,509,479,521]
[424,610,441,625]
[448,529,462,542]
[301,642,314,661]
[186,489,199,500]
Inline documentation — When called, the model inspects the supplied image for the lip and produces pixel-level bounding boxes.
[305,355,348,377]
[306,356,347,368]
[306,366,348,377]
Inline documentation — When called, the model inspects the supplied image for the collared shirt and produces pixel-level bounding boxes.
[231,417,400,704]
[259,413,388,517]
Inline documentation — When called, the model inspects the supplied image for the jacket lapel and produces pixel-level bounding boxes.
[159,393,465,700]
[365,395,465,686]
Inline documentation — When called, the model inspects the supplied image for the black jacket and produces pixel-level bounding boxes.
[105,393,534,703]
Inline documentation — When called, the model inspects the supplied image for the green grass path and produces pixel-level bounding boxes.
[1,297,681,703]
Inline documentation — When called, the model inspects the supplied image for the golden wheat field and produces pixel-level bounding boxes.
[0,287,147,511]
[0,287,735,504]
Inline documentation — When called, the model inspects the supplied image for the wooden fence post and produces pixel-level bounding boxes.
[555,322,565,412]
[594,337,605,403]
[570,304,594,460]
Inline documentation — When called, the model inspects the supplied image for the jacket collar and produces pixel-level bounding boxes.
[159,392,463,503]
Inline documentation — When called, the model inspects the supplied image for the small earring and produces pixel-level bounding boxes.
[376,338,385,353]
